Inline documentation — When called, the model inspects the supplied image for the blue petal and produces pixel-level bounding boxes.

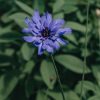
[34,37,42,46]
[34,42,40,47]
[42,42,54,53]
[24,17,40,35]
[25,17,30,25]
[57,28,72,35]
[40,12,52,28]
[44,39,52,45]
[57,38,67,45]
[53,41,60,50]
[42,44,47,49]
[50,19,64,31]
[35,22,41,30]
[46,45,54,53]
[41,15,46,28]
[45,12,52,27]
[23,36,35,42]
[43,39,59,51]
[32,27,40,34]
[22,28,30,33]
[38,43,43,55]
[32,10,41,24]
[25,17,34,27]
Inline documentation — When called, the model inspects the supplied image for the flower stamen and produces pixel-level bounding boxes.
[41,27,50,37]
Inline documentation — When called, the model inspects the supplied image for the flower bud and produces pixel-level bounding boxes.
[96,9,100,17]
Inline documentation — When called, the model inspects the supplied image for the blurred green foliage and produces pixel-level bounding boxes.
[0,0,100,100]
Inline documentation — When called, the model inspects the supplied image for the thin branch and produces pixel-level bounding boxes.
[80,1,90,100]
[51,55,65,100]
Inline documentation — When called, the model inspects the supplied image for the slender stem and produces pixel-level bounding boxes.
[51,55,65,100]
[80,1,90,100]
[98,18,100,49]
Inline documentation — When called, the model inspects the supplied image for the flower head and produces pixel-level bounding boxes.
[22,10,72,55]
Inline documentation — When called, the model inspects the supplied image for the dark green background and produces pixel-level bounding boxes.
[0,0,100,100]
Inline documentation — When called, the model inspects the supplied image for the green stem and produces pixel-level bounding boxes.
[51,55,65,100]
[98,18,100,49]
[80,1,90,100]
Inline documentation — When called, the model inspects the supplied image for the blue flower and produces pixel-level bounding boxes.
[22,10,72,55]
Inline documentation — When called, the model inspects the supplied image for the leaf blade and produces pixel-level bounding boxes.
[55,55,91,74]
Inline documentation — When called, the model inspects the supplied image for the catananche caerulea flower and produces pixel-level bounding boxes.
[22,10,72,55]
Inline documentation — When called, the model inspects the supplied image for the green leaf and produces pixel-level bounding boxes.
[92,65,100,86]
[0,26,12,36]
[0,71,19,100]
[67,91,80,100]
[53,0,65,13]
[81,49,91,57]
[0,31,21,43]
[64,0,80,5]
[76,11,85,22]
[88,0,95,4]
[34,75,43,82]
[5,49,14,56]
[46,91,80,100]
[79,36,91,44]
[21,43,34,61]
[20,61,35,98]
[65,21,92,33]
[53,12,64,19]
[55,55,91,74]
[40,60,56,89]
[25,77,34,98]
[36,91,49,100]
[1,12,12,23]
[33,0,45,13]
[63,5,78,14]
[9,12,29,28]
[23,60,35,74]
[65,21,86,33]
[64,34,78,45]
[15,0,33,15]
[0,49,14,66]
[1,8,15,23]
[0,39,14,43]
[46,91,66,100]
[75,81,99,96]
[88,95,100,100]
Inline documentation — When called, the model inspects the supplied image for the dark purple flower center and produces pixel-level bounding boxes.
[41,27,50,37]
